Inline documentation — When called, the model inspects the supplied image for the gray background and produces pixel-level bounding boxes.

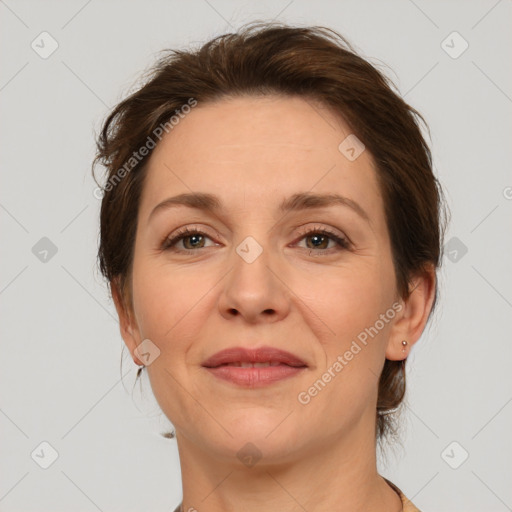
[1,0,511,511]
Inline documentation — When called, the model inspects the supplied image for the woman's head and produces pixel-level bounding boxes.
[93,22,445,455]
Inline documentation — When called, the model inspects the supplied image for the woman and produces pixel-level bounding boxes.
[93,21,445,512]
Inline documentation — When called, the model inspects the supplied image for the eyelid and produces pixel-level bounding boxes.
[294,223,350,242]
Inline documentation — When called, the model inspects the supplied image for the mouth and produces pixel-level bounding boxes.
[202,346,308,388]
[215,361,286,367]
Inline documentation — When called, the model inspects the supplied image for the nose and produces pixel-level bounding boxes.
[218,241,291,324]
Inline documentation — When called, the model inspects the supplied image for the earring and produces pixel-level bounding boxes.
[136,365,145,378]
[401,340,408,353]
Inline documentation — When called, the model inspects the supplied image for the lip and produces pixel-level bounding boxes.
[202,346,308,388]
[202,346,307,368]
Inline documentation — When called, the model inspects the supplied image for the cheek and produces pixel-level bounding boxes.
[293,256,396,408]
[294,273,394,427]
[300,263,391,342]
[130,255,230,392]
[132,262,208,344]
[130,262,214,428]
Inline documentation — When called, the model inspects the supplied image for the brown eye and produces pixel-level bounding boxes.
[305,233,331,250]
[295,227,350,253]
[162,228,216,253]
[181,233,206,250]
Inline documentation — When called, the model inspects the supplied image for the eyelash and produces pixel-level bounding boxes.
[161,225,350,255]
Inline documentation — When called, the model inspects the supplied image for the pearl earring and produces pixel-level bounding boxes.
[401,340,408,353]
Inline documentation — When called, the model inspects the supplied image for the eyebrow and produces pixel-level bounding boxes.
[148,191,370,224]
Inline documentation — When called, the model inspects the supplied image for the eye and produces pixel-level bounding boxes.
[161,227,217,253]
[294,225,350,253]
[161,225,351,255]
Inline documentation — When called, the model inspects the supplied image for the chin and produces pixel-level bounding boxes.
[217,413,304,460]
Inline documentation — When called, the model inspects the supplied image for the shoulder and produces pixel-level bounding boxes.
[401,494,422,512]
[384,478,422,512]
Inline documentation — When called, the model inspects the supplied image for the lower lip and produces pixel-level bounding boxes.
[204,364,306,387]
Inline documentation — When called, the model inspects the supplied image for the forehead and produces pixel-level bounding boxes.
[139,95,383,219]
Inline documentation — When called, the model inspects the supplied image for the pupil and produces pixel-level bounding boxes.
[187,234,203,248]
[309,234,326,248]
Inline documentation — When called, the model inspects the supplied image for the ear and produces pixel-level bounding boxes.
[385,265,436,361]
[111,277,144,366]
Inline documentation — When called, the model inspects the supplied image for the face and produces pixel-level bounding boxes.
[118,95,408,464]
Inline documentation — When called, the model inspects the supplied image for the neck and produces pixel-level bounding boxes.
[174,417,402,512]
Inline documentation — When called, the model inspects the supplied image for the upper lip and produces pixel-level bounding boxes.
[202,346,307,368]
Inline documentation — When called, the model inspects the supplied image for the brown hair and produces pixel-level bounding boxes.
[93,21,446,442]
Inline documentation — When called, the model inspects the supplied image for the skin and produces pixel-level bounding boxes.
[112,95,436,512]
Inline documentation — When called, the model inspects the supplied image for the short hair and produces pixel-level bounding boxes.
[93,21,447,442]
